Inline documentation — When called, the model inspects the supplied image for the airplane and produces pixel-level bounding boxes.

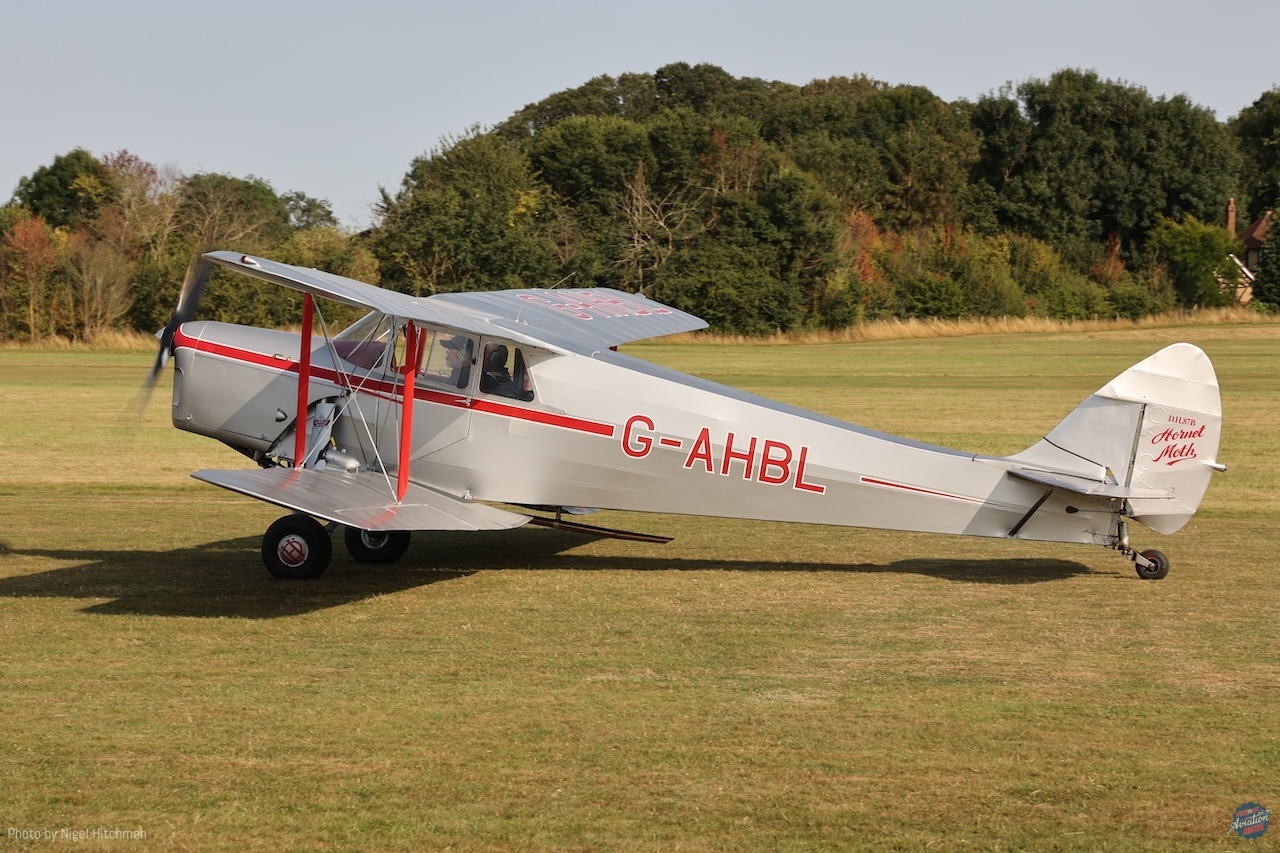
[144,251,1226,581]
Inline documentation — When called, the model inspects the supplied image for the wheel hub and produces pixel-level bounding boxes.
[277,533,309,567]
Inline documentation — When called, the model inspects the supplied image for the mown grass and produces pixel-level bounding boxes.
[0,324,1277,850]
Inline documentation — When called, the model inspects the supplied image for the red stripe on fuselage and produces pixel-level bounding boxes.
[172,327,616,438]
[859,475,984,504]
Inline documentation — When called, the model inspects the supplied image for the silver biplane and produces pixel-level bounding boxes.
[145,251,1225,580]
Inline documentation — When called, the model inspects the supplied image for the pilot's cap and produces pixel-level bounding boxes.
[442,336,471,352]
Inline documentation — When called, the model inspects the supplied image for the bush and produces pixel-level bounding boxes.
[898,274,967,319]
[1033,278,1111,319]
[1105,280,1157,320]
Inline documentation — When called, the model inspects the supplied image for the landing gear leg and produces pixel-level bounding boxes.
[343,527,412,564]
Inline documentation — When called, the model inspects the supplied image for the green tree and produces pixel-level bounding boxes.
[1229,87,1280,222]
[658,238,798,335]
[179,173,291,251]
[373,129,561,294]
[495,73,659,141]
[1252,218,1280,306]
[282,191,338,230]
[0,203,27,235]
[654,62,790,121]
[1147,215,1242,307]
[615,160,712,294]
[644,107,721,193]
[951,233,1026,317]
[765,80,977,231]
[526,115,655,219]
[970,70,1238,260]
[12,149,107,230]
[756,170,841,323]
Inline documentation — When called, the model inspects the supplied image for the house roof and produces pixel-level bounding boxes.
[1239,210,1273,248]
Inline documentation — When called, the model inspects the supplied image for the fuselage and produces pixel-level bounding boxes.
[170,317,1122,548]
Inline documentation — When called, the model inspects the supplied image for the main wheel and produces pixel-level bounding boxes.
[262,515,332,579]
[343,527,412,564]
[1135,548,1170,580]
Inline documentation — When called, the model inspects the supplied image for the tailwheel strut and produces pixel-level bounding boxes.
[1115,521,1170,580]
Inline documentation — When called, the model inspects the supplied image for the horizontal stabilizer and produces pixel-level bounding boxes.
[193,467,531,532]
[1006,467,1175,500]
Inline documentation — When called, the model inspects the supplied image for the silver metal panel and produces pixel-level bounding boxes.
[192,467,530,532]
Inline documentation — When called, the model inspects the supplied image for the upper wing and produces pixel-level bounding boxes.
[202,251,707,353]
[426,288,708,352]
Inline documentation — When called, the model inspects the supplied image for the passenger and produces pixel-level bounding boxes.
[480,344,512,395]
[478,343,534,400]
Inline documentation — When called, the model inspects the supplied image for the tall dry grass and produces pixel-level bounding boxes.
[0,329,158,352]
[670,306,1277,345]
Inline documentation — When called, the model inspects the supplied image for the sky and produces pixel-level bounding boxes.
[4,0,1276,230]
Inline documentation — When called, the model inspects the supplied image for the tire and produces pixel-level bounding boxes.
[1135,548,1170,580]
[262,515,332,579]
[343,527,411,564]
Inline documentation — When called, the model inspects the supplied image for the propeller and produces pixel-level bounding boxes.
[142,255,213,398]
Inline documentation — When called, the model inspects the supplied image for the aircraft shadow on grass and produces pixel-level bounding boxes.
[0,528,1093,619]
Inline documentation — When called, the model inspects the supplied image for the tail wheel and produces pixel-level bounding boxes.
[343,527,412,564]
[262,515,332,579]
[1135,548,1170,580]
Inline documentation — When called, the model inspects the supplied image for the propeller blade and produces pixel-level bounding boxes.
[142,255,214,396]
[172,256,213,326]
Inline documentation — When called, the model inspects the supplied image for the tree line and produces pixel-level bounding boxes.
[3,65,1279,341]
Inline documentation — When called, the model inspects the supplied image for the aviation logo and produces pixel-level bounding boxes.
[1150,415,1204,466]
[1228,802,1271,840]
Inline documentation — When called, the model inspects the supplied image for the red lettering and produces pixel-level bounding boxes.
[622,415,655,459]
[1151,425,1205,444]
[516,292,591,320]
[621,422,826,498]
[720,432,757,479]
[519,290,673,321]
[684,428,715,473]
[794,445,826,494]
[1152,442,1197,465]
[759,440,792,485]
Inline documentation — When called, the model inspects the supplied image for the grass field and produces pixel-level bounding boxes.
[0,323,1277,850]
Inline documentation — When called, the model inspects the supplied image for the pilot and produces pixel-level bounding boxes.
[441,336,473,388]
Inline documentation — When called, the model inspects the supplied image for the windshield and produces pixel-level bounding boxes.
[332,311,394,369]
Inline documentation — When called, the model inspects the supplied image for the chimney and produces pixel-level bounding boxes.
[1227,198,1237,234]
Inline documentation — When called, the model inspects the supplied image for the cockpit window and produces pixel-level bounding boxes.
[478,341,535,401]
[418,331,475,390]
[333,316,477,390]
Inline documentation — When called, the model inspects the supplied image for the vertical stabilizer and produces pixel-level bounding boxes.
[1007,343,1223,534]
